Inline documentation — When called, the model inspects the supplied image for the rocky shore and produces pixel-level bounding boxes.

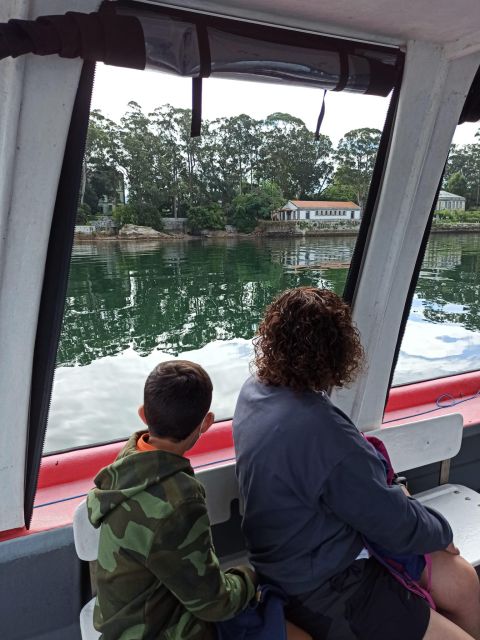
[75,222,480,242]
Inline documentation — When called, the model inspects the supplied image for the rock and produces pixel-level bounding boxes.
[118,224,172,239]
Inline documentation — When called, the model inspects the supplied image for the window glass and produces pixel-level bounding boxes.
[393,120,480,386]
[46,63,389,452]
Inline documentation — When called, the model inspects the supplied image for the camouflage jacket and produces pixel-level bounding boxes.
[87,431,255,640]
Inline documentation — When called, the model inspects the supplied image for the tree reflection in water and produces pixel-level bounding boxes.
[57,238,352,367]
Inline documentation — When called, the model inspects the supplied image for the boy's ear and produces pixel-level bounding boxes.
[138,405,147,425]
[200,411,215,434]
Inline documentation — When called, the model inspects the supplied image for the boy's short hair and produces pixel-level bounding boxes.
[143,360,213,442]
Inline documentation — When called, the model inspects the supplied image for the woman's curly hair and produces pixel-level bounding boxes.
[253,287,364,392]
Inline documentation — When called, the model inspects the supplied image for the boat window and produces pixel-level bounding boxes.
[390,118,480,388]
[44,54,395,452]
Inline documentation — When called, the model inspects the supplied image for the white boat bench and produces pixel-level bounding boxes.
[73,412,480,639]
[369,413,480,567]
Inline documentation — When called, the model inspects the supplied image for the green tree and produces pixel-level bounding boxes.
[112,203,136,226]
[320,183,357,202]
[149,105,204,215]
[258,113,333,198]
[76,202,91,224]
[187,203,225,232]
[334,128,381,207]
[444,137,480,208]
[231,182,284,232]
[82,104,340,229]
[445,171,468,199]
[82,110,124,213]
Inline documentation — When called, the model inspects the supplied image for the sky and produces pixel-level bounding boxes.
[92,63,479,146]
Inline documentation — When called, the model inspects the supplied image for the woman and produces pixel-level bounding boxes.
[233,287,480,640]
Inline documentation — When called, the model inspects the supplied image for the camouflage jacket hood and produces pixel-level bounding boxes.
[87,431,254,640]
[89,431,193,528]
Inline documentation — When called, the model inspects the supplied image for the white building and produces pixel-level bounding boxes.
[436,190,466,211]
[275,200,361,221]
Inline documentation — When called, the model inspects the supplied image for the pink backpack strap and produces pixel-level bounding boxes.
[425,553,433,594]
[366,541,437,611]
[363,434,396,485]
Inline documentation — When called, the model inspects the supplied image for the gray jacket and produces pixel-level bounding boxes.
[233,377,452,595]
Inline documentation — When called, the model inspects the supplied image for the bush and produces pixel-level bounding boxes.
[113,202,164,231]
[462,210,480,223]
[112,203,137,226]
[230,182,284,232]
[187,203,225,232]
[76,202,92,224]
[434,209,480,224]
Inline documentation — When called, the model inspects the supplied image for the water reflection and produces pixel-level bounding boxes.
[393,234,480,384]
[47,234,480,451]
[57,238,352,367]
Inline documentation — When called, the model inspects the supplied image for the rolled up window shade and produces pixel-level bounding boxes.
[120,3,401,97]
[0,1,401,96]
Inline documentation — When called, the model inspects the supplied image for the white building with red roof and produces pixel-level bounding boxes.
[275,200,361,222]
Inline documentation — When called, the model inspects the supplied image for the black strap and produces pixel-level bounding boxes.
[191,22,211,137]
[315,90,327,141]
[191,77,203,138]
[25,61,95,528]
[334,51,349,92]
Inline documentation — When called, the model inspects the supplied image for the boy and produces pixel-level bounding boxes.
[87,360,255,639]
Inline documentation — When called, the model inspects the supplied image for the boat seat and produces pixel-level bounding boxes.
[369,413,480,566]
[199,413,480,566]
[196,462,244,522]
[72,501,101,640]
[79,598,99,640]
[416,484,480,566]
[72,412,479,640]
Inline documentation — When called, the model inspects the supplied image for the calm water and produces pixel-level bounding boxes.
[47,234,480,452]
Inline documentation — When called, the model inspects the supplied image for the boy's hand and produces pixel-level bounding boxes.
[238,565,258,586]
[445,542,460,555]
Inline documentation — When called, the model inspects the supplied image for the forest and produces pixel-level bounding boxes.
[79,102,480,232]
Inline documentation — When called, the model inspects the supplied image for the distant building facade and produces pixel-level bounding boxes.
[436,190,466,211]
[98,180,126,215]
[275,200,361,222]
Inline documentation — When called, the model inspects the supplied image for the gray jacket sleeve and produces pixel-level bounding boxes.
[321,447,453,555]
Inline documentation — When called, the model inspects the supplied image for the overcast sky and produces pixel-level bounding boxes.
[92,63,478,146]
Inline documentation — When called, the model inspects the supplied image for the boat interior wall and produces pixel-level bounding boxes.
[0,0,98,533]
[332,42,480,431]
[144,0,480,51]
[0,526,85,640]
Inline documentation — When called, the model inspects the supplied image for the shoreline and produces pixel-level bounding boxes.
[75,225,480,242]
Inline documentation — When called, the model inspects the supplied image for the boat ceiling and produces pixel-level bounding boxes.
[145,0,480,49]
